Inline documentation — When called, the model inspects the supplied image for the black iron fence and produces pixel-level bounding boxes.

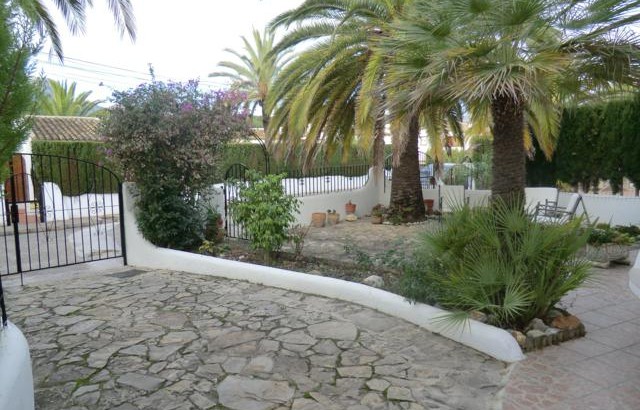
[275,163,370,198]
[1,154,125,279]
[223,162,372,239]
[384,152,491,190]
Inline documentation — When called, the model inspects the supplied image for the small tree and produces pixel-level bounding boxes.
[230,171,299,264]
[0,6,38,165]
[103,79,248,249]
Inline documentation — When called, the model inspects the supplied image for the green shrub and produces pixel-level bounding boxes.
[614,224,640,241]
[136,183,204,250]
[588,224,635,246]
[400,201,592,329]
[103,80,248,250]
[230,171,299,264]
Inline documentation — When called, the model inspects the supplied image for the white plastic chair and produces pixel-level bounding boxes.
[533,193,587,224]
[525,187,559,211]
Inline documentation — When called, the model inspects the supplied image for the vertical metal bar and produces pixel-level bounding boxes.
[0,271,7,326]
[69,158,81,263]
[92,162,101,259]
[57,157,70,265]
[118,183,127,266]
[2,206,10,275]
[84,162,93,261]
[75,161,87,262]
[49,155,61,269]
[98,167,109,258]
[8,157,23,285]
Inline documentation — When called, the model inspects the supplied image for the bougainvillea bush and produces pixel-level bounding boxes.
[103,80,248,249]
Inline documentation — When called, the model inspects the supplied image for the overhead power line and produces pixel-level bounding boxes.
[35,52,231,89]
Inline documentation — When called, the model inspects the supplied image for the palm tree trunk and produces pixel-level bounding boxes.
[390,115,424,221]
[372,116,385,182]
[260,100,270,135]
[490,94,526,206]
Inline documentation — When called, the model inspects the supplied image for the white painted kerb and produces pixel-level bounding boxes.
[0,322,35,410]
[123,183,524,362]
[629,251,640,298]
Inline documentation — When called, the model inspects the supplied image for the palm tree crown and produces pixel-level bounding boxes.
[385,0,640,203]
[210,27,290,131]
[16,0,136,59]
[267,0,407,169]
[37,79,102,116]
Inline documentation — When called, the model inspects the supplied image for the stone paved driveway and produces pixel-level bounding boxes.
[6,268,507,410]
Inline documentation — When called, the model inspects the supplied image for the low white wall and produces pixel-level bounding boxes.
[295,169,384,224]
[558,192,640,226]
[467,189,491,208]
[42,183,119,221]
[0,322,35,410]
[630,251,640,299]
[123,183,523,362]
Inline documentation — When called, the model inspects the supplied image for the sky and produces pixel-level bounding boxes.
[36,0,304,101]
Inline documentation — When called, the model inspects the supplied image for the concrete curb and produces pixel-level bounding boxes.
[629,250,640,298]
[123,183,525,363]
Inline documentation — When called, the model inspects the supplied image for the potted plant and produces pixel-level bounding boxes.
[584,224,633,266]
[371,204,385,224]
[311,212,327,228]
[424,199,435,215]
[327,209,340,225]
[345,200,356,215]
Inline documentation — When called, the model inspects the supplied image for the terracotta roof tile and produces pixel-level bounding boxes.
[31,116,103,142]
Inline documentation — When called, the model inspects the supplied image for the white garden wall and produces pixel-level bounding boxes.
[558,192,640,226]
[0,322,35,410]
[630,251,640,299]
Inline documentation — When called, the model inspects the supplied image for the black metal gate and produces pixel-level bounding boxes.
[1,153,126,282]
[223,163,249,239]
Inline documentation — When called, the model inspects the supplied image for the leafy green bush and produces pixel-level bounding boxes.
[588,224,635,246]
[103,80,248,249]
[613,224,640,241]
[136,183,204,250]
[230,171,299,264]
[400,201,592,329]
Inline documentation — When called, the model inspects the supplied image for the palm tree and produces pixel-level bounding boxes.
[209,27,290,132]
[16,0,136,59]
[37,79,102,116]
[385,0,640,205]
[269,0,430,220]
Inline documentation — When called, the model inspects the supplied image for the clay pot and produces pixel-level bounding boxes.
[371,215,383,224]
[345,201,356,214]
[311,212,327,228]
[424,199,435,215]
[327,213,340,226]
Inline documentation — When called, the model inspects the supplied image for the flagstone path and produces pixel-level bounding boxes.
[5,268,507,410]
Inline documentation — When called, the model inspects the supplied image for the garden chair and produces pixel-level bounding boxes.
[525,187,558,211]
[438,185,466,214]
[533,193,588,224]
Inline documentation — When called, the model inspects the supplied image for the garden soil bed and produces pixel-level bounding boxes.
[214,238,403,291]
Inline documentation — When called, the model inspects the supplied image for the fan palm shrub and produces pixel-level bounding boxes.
[400,201,592,329]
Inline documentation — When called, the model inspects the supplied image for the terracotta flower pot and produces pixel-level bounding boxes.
[345,201,356,214]
[371,215,383,224]
[424,199,435,215]
[311,212,327,228]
